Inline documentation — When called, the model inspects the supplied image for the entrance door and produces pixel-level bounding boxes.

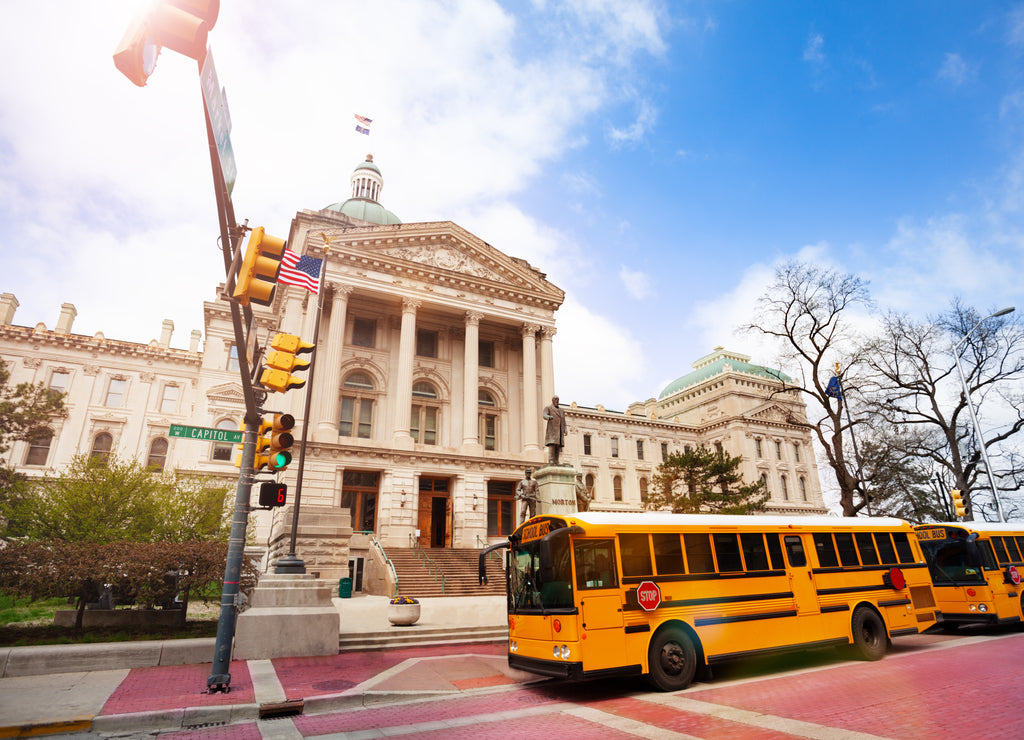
[417,477,451,548]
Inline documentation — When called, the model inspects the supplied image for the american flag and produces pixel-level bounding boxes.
[278,248,323,295]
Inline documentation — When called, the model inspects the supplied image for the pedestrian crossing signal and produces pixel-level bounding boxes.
[258,481,287,508]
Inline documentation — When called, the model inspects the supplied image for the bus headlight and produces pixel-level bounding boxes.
[978,604,989,613]
[510,641,518,652]
[552,644,570,659]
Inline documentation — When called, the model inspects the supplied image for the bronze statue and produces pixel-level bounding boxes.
[542,395,566,465]
[516,468,540,523]
[574,472,591,512]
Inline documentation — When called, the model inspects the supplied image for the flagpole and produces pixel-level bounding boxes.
[274,247,329,574]
[834,363,871,516]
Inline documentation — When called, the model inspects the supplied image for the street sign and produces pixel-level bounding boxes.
[169,423,243,443]
[636,580,661,611]
[200,49,237,196]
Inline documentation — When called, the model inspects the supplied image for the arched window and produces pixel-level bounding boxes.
[25,429,53,466]
[147,438,168,471]
[585,473,595,500]
[613,475,623,502]
[639,477,648,503]
[760,473,769,494]
[91,432,113,460]
[411,381,439,445]
[341,372,375,439]
[478,390,497,451]
[799,476,808,501]
[211,419,238,462]
[780,474,789,501]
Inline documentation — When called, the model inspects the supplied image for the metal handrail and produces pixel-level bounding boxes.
[476,535,505,570]
[407,533,446,594]
[370,535,399,599]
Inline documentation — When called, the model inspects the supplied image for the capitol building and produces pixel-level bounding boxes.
[0,155,826,585]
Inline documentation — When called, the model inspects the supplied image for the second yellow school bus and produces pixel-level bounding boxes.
[914,522,1024,629]
[481,512,938,690]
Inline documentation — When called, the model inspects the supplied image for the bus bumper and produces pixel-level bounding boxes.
[509,653,583,679]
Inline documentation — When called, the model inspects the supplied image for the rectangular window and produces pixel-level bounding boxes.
[652,533,685,575]
[713,533,743,572]
[480,413,496,450]
[1004,537,1022,562]
[684,533,715,574]
[159,384,179,414]
[340,398,374,438]
[636,439,644,460]
[575,539,618,590]
[775,440,783,460]
[740,533,770,571]
[583,433,592,455]
[352,317,376,348]
[479,340,495,368]
[892,532,915,563]
[25,431,52,466]
[49,371,69,393]
[873,533,898,564]
[411,405,438,444]
[755,438,763,458]
[486,480,515,536]
[855,532,880,565]
[835,532,859,566]
[813,533,839,567]
[767,534,785,570]
[793,443,801,462]
[105,378,126,407]
[993,537,1010,564]
[227,345,240,372]
[610,437,619,458]
[619,533,653,577]
[416,329,438,358]
[784,535,806,567]
[661,442,668,461]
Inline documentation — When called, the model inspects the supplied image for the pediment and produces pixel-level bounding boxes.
[747,402,804,424]
[207,382,245,404]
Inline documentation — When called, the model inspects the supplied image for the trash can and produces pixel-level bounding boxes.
[338,577,352,598]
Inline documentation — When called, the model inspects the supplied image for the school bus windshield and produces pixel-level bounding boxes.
[510,528,574,612]
[917,537,986,583]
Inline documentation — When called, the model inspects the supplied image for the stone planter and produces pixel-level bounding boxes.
[387,602,421,626]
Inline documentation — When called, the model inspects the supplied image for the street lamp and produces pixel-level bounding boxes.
[951,306,1015,522]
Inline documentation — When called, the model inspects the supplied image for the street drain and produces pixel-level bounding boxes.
[259,699,304,719]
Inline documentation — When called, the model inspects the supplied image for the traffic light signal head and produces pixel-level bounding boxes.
[951,488,966,518]
[258,481,287,508]
[113,0,220,87]
[260,334,314,393]
[233,227,287,307]
[254,417,274,471]
[268,414,296,471]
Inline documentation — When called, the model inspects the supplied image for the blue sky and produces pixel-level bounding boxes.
[1,1,1022,417]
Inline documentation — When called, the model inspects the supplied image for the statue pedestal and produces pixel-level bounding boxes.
[535,464,578,516]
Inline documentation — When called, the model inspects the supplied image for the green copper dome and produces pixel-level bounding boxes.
[323,154,401,225]
[658,348,790,400]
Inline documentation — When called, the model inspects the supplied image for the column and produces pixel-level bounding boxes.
[522,324,540,452]
[540,326,556,409]
[315,283,352,441]
[462,311,482,447]
[392,298,420,443]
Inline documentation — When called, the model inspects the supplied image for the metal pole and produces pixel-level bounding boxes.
[274,250,329,574]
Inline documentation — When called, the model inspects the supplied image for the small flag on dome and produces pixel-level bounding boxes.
[355,113,372,135]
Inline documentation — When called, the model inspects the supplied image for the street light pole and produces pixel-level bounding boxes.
[951,306,1015,522]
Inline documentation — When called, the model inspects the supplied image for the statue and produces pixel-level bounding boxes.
[516,468,540,523]
[542,395,566,465]
[574,473,591,512]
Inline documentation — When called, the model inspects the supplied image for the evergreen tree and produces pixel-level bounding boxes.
[645,445,768,515]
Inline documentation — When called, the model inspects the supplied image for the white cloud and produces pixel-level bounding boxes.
[619,265,653,300]
[938,52,972,86]
[608,97,658,146]
[803,32,825,65]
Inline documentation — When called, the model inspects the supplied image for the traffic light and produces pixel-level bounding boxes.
[113,0,220,87]
[233,419,246,468]
[233,227,287,307]
[258,481,287,508]
[951,489,966,518]
[260,334,314,393]
[253,417,274,471]
[268,414,295,472]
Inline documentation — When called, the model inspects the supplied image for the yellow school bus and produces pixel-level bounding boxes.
[481,512,938,690]
[914,523,1024,629]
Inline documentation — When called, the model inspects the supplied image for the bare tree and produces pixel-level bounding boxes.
[860,301,1024,520]
[744,262,873,516]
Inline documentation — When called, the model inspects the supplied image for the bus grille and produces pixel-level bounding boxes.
[910,585,936,609]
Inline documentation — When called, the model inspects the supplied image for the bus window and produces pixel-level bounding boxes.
[892,532,914,563]
[713,533,743,572]
[620,533,653,577]
[855,533,880,565]
[992,537,1010,564]
[1016,537,1024,559]
[835,532,859,566]
[740,533,769,571]
[873,532,897,564]
[1004,537,1022,562]
[575,539,618,590]
[652,533,685,575]
[766,534,785,570]
[920,539,980,583]
[977,541,999,570]
[813,533,839,567]
[783,535,806,567]
[684,533,715,573]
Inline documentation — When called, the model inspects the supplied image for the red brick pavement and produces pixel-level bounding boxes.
[591,695,805,739]
[375,711,642,739]
[157,722,263,740]
[687,632,1024,739]
[100,661,254,715]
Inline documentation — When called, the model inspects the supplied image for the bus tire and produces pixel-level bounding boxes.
[849,607,887,661]
[646,627,697,691]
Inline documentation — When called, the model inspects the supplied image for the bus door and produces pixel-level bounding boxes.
[574,538,625,672]
[782,534,820,617]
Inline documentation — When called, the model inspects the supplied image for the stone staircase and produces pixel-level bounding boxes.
[387,548,507,598]
[338,624,508,652]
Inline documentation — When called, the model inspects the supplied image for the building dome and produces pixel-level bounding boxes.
[658,347,791,400]
[323,154,402,225]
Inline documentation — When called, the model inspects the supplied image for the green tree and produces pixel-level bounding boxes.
[1,454,232,543]
[0,357,66,499]
[645,445,769,514]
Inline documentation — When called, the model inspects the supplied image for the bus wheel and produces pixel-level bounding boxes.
[647,628,697,691]
[849,607,887,661]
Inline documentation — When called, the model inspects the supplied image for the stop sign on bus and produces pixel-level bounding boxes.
[636,580,661,611]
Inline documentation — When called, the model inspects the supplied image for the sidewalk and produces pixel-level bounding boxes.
[0,595,518,738]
